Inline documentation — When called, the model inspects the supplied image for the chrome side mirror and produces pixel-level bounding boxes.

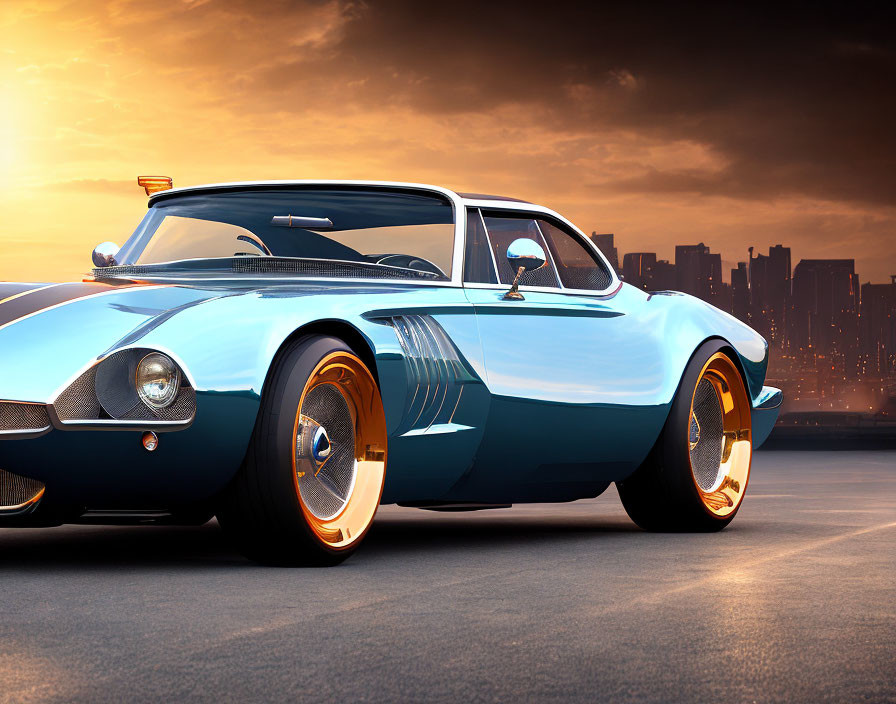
[92,242,119,268]
[503,237,546,300]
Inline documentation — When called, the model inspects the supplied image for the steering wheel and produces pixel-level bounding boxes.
[373,254,447,279]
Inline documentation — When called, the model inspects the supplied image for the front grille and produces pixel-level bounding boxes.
[0,402,51,433]
[0,468,44,510]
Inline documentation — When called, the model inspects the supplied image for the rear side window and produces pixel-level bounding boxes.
[480,214,560,288]
[537,219,613,291]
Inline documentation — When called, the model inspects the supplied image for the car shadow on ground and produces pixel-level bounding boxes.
[363,514,643,556]
[0,512,649,570]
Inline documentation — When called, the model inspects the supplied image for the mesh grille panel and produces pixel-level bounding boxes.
[54,357,195,422]
[690,378,724,491]
[556,265,612,291]
[297,383,356,520]
[120,387,196,421]
[0,402,51,432]
[517,265,562,288]
[53,367,101,421]
[0,468,44,509]
[231,258,440,280]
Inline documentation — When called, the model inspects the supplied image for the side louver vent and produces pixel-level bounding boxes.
[391,315,466,434]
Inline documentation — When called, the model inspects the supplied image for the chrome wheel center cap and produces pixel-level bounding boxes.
[311,425,332,462]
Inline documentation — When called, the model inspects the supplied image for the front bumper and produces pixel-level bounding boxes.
[751,385,783,448]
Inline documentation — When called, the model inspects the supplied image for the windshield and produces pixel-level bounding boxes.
[115,187,456,280]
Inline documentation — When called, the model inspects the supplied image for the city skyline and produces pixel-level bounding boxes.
[598,232,896,420]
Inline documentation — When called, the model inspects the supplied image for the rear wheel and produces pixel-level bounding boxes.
[617,341,752,532]
[217,336,387,565]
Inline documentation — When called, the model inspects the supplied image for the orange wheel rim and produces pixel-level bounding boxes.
[688,352,752,517]
[292,352,387,549]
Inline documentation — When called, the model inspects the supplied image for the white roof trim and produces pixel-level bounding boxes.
[148,179,462,203]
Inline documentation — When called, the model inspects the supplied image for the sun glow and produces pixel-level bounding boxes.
[0,89,23,189]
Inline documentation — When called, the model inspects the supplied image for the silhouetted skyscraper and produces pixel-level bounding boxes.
[790,259,859,379]
[675,243,722,303]
[731,262,749,323]
[592,233,619,272]
[860,279,896,378]
[650,259,676,291]
[749,245,791,347]
[622,252,656,290]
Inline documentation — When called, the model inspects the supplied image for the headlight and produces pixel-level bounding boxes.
[135,352,181,409]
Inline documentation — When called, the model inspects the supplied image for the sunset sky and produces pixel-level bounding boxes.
[1,0,894,284]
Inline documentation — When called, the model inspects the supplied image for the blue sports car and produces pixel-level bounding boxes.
[0,179,782,565]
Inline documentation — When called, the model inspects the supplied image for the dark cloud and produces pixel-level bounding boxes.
[300,0,895,205]
[165,0,886,206]
[24,0,896,206]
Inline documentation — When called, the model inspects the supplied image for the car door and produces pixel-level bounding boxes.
[457,207,667,502]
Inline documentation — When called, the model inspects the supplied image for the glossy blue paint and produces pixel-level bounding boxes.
[0,276,778,511]
[456,283,772,501]
[752,385,784,448]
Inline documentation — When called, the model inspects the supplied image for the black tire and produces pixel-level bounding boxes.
[616,340,753,532]
[217,335,387,566]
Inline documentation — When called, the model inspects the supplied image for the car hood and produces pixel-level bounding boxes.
[0,281,222,402]
[0,277,422,404]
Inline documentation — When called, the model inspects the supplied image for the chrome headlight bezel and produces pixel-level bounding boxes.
[135,352,181,410]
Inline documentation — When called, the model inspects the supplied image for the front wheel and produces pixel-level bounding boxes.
[217,336,387,565]
[617,341,753,532]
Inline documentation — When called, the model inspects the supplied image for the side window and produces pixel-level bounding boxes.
[537,219,613,291]
[481,214,560,288]
[463,208,497,284]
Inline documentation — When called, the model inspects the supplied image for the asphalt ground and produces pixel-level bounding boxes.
[0,450,894,703]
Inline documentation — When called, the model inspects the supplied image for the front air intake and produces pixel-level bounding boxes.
[0,468,45,511]
[0,401,51,434]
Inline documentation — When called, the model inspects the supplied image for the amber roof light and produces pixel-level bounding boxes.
[137,175,173,195]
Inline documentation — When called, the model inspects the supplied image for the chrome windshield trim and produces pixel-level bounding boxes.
[94,255,450,282]
[90,274,464,288]
[143,181,466,287]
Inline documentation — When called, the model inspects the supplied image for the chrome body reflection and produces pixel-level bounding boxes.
[0,180,781,524]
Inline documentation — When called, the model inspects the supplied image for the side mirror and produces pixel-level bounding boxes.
[503,238,546,300]
[92,242,119,268]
